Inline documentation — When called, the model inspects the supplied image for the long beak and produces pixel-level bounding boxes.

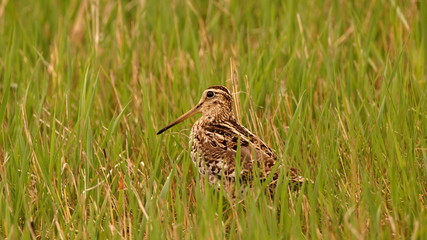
[157,104,201,135]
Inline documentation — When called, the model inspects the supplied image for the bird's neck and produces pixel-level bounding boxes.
[199,111,235,125]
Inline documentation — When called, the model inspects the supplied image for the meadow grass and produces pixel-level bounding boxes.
[1,0,426,239]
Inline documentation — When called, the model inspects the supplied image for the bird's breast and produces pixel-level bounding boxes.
[189,123,206,173]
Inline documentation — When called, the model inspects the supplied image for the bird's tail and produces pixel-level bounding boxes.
[287,167,314,190]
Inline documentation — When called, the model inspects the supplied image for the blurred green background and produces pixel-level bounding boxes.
[1,0,426,239]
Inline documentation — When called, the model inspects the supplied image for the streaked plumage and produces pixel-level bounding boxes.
[157,86,307,195]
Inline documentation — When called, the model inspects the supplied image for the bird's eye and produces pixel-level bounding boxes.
[206,91,215,98]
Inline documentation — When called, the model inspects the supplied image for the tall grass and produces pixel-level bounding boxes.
[1,0,426,238]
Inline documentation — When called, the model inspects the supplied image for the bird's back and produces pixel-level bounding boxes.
[189,117,304,191]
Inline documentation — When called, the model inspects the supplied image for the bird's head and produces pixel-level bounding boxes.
[157,85,234,135]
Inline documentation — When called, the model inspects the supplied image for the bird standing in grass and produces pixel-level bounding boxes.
[157,86,307,195]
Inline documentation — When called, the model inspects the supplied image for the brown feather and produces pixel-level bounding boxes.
[158,85,310,195]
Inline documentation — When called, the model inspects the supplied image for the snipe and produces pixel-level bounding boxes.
[157,86,308,195]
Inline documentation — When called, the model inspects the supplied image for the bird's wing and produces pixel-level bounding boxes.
[199,122,308,188]
[200,123,279,182]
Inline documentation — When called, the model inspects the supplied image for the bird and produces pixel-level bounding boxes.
[157,85,308,196]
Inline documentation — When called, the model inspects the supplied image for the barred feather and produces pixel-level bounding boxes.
[158,85,310,195]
